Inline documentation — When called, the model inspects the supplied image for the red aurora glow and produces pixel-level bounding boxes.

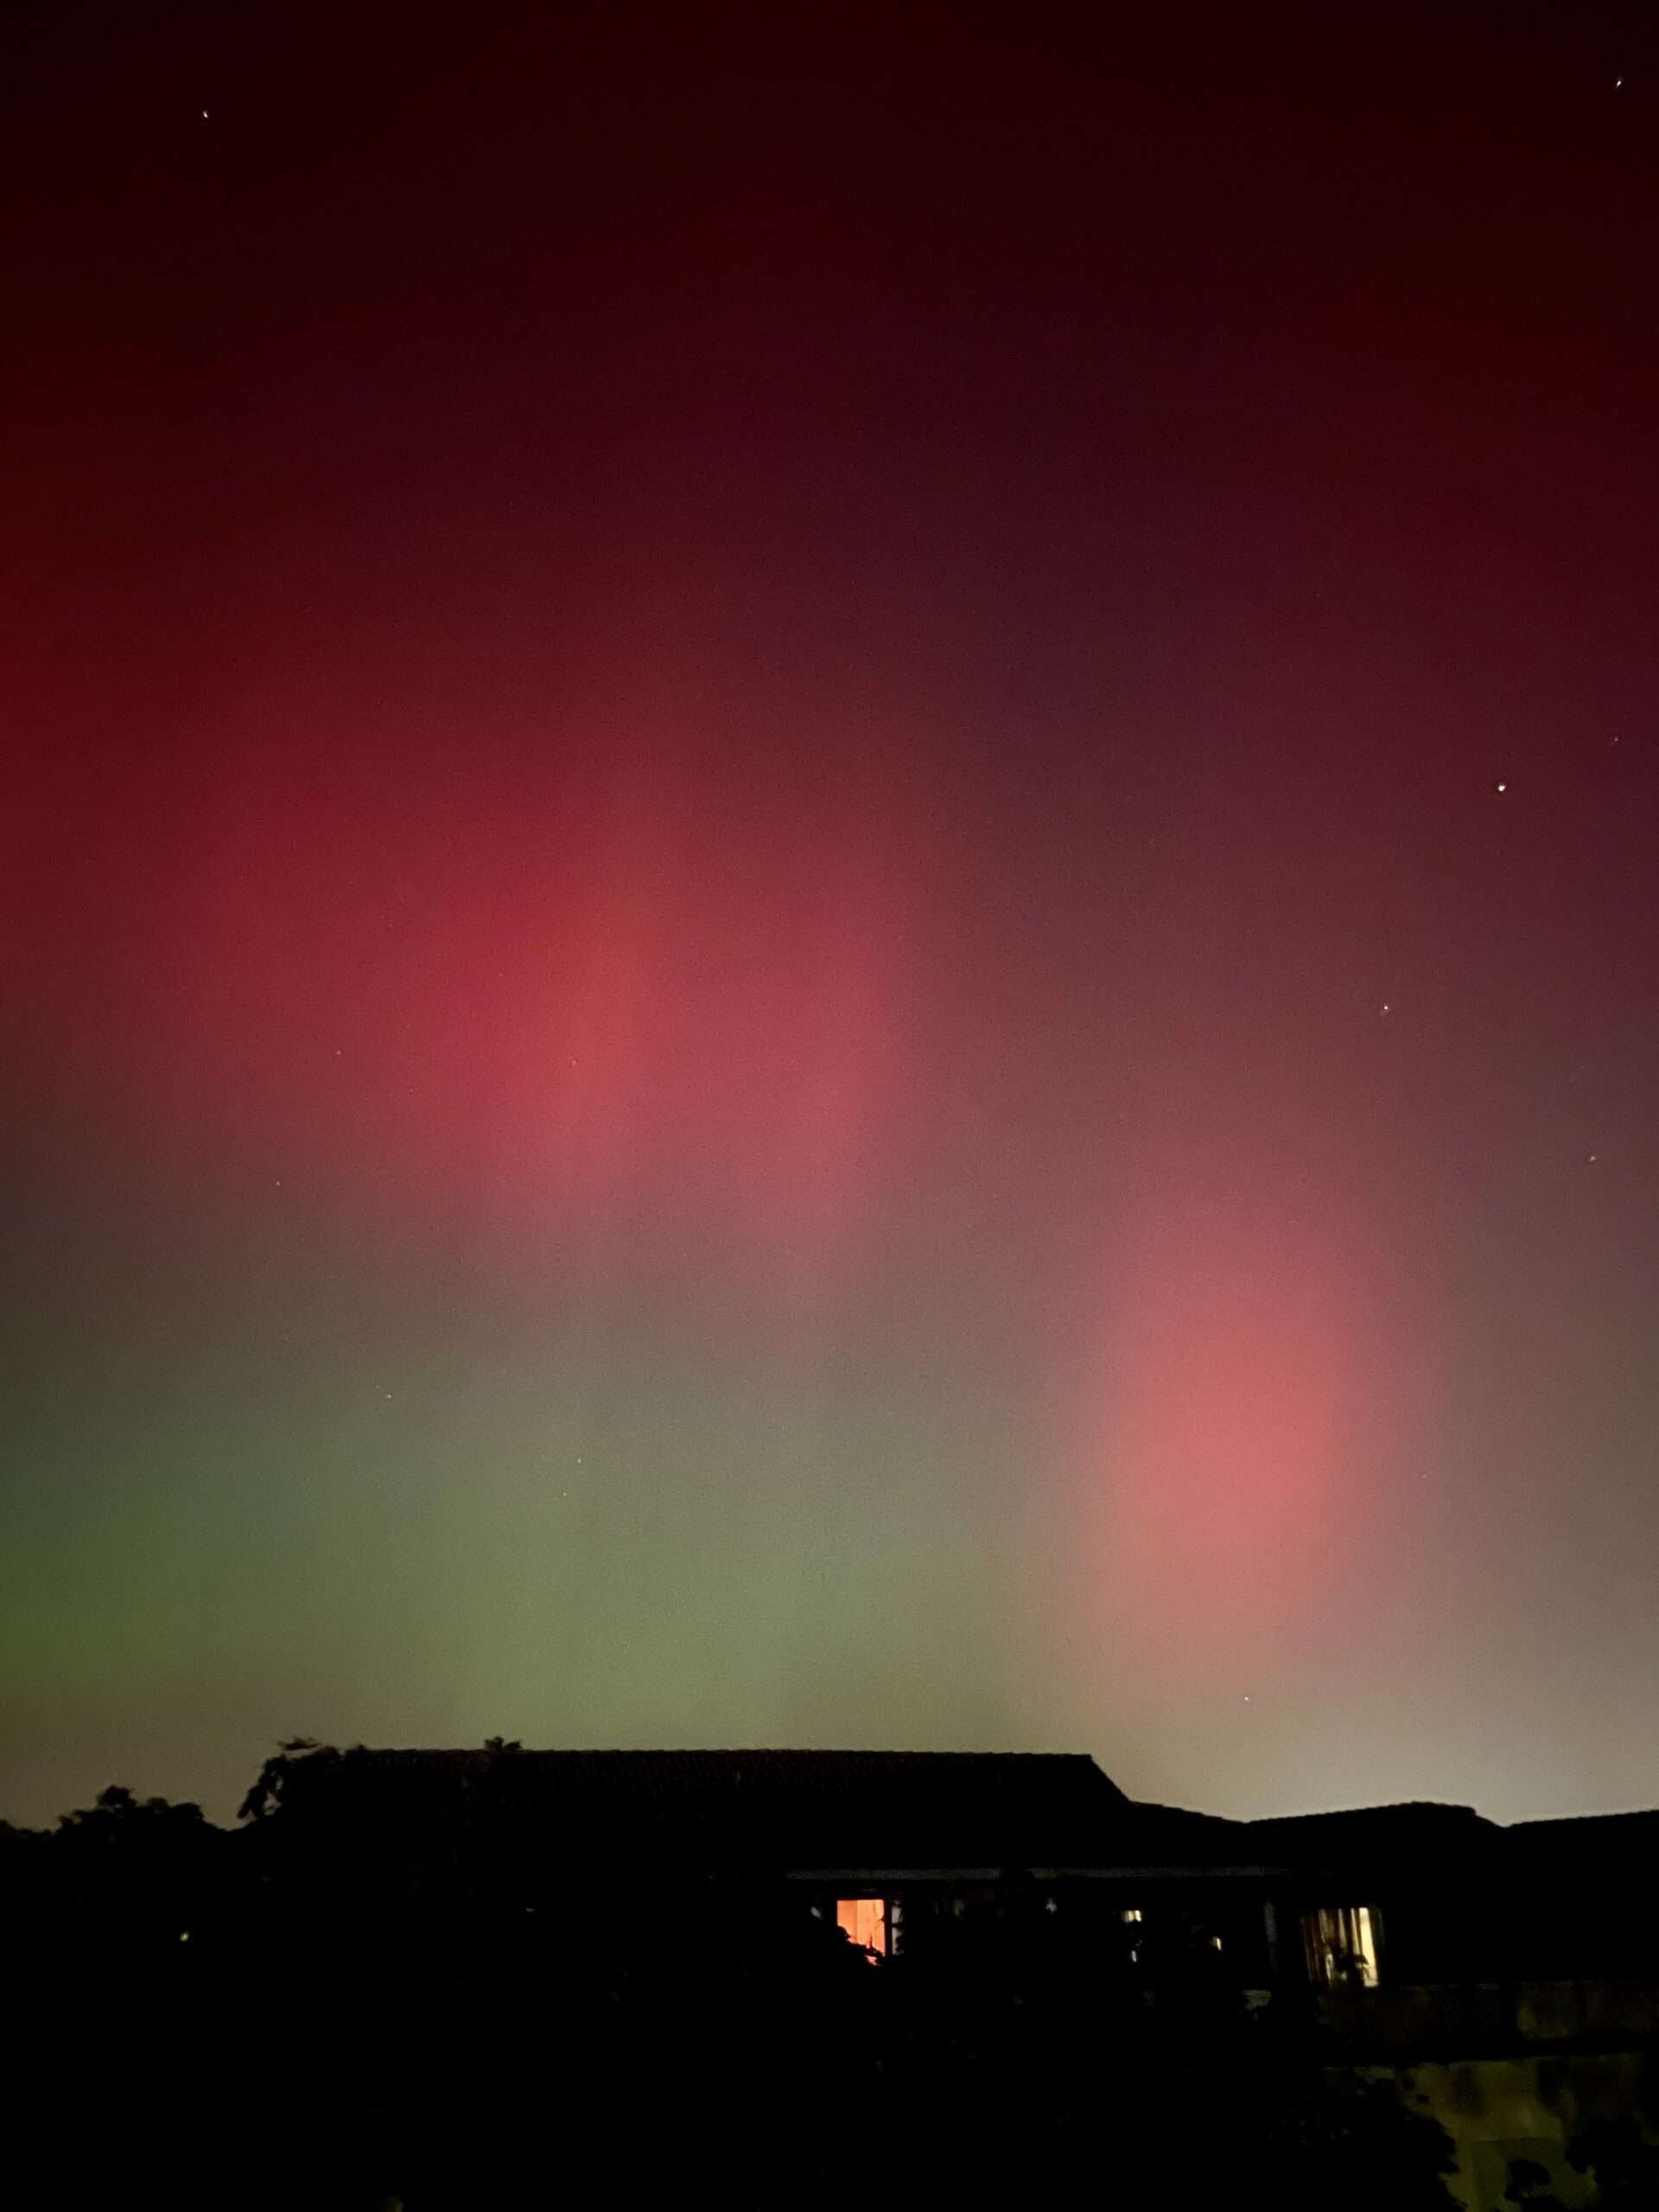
[1070,1128,1379,1669]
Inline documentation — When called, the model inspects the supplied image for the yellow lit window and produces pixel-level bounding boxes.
[1302,1904,1380,1987]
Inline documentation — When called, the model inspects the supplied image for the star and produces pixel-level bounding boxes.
[1381,1001,1391,1014]
[1496,780,1508,793]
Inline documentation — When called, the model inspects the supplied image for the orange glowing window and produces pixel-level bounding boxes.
[836,1897,887,1956]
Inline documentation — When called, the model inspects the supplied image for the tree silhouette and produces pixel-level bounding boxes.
[1504,2154,1568,2210]
[1567,2120,1659,2209]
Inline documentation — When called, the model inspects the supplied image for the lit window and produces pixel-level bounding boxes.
[1301,1904,1380,1988]
[836,1897,887,1957]
[1352,1906,1378,1984]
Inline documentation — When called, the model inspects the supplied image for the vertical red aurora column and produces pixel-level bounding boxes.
[1064,1128,1378,1688]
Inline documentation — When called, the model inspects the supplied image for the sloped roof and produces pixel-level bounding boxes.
[1503,1808,1659,1859]
[1246,1801,1498,1866]
[264,1745,1141,1870]
[270,1750,1648,1881]
[1122,1801,1255,1865]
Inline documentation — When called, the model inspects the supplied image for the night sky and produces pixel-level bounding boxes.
[4,2,1656,1830]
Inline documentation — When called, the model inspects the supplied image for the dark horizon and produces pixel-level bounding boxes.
[4,0,1657,1834]
[11,1734,1656,1840]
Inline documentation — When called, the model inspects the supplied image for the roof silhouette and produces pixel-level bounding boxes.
[263,1745,1151,1870]
[1245,1802,1498,1863]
